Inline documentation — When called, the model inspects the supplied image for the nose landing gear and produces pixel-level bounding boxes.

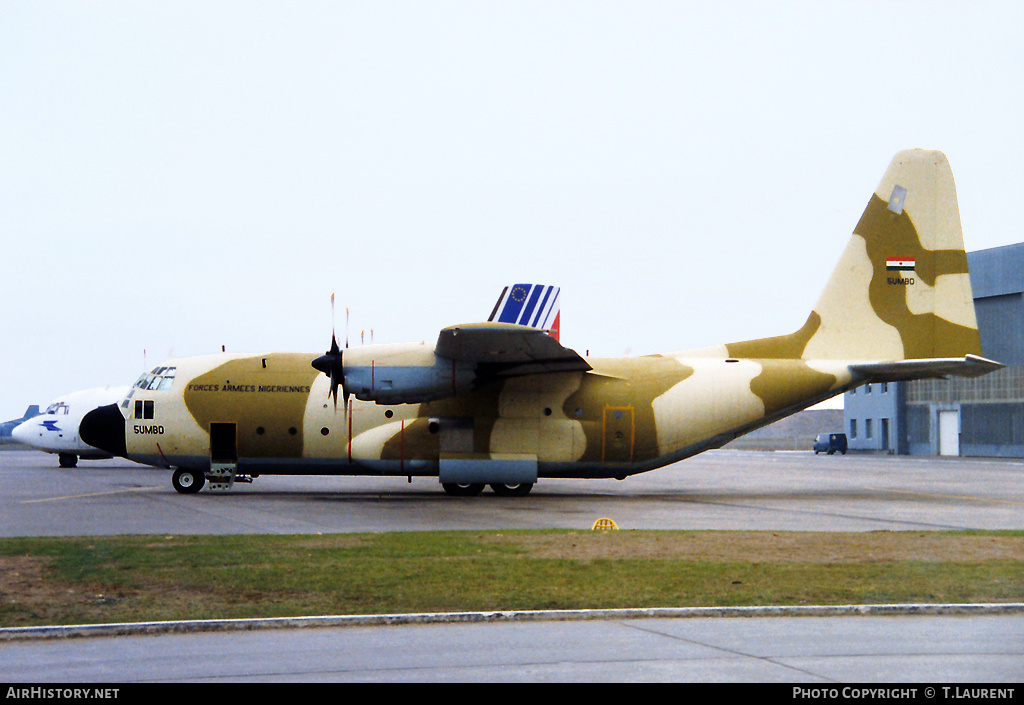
[171,468,205,494]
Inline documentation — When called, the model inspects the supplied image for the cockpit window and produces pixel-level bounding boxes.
[134,367,176,391]
[44,402,70,415]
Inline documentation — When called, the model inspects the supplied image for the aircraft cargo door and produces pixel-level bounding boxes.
[602,406,634,463]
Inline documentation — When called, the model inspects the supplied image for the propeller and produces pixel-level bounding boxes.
[311,294,349,414]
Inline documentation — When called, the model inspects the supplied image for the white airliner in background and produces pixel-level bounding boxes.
[12,386,131,467]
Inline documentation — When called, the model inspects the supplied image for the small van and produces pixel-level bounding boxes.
[813,433,848,455]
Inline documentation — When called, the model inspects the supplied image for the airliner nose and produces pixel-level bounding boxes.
[11,419,35,445]
[79,403,127,457]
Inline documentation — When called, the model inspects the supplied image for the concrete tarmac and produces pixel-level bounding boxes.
[3,613,1023,683]
[2,448,1023,682]
[3,448,1023,536]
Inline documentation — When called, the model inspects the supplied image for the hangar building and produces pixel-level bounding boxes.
[844,242,1024,457]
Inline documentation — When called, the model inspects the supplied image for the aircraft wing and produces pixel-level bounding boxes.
[849,354,1004,382]
[435,322,591,377]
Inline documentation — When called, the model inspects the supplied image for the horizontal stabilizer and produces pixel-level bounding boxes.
[849,354,1004,382]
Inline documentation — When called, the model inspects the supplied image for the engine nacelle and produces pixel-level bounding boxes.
[342,342,477,404]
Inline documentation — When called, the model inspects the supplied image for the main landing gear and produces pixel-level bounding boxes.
[168,471,533,497]
[441,482,534,497]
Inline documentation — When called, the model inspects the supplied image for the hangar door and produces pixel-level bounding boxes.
[938,410,960,457]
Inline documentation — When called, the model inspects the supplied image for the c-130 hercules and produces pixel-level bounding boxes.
[81,150,1002,496]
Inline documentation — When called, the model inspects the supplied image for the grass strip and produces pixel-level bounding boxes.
[2,530,1023,628]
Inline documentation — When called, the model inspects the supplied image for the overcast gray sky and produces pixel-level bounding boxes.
[2,1,1022,420]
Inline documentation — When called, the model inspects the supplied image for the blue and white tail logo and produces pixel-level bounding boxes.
[489,284,561,341]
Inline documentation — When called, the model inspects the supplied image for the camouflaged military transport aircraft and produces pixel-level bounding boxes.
[80,150,1002,496]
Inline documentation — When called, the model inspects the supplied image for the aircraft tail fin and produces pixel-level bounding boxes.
[489,284,561,341]
[728,149,992,368]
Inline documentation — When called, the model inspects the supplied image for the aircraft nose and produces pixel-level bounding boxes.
[79,403,127,457]
[11,419,35,445]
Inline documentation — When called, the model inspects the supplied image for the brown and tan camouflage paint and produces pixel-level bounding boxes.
[120,150,995,483]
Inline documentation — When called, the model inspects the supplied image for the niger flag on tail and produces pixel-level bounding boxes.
[886,258,916,271]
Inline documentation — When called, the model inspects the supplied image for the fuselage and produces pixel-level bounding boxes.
[13,386,131,464]
[96,350,855,479]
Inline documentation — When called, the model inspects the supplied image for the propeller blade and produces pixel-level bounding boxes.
[312,293,348,415]
[330,358,341,411]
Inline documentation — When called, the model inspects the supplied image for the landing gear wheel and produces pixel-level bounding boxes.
[172,468,206,494]
[490,483,534,497]
[58,453,78,468]
[441,483,485,497]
